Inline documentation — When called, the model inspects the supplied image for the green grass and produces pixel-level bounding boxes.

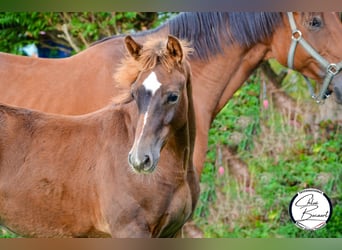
[192,68,342,238]
[0,226,17,238]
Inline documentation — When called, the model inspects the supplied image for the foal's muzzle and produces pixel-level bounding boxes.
[128,151,158,174]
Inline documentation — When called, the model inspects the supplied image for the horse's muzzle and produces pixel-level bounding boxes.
[333,85,342,104]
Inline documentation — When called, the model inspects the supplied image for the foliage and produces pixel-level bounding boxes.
[193,68,342,238]
[268,58,315,100]
[0,12,56,54]
[0,226,17,238]
[0,12,175,55]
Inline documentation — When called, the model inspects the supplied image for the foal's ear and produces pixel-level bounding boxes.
[166,35,183,64]
[124,35,143,60]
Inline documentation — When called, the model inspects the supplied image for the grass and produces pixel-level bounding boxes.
[0,226,17,238]
[192,68,342,238]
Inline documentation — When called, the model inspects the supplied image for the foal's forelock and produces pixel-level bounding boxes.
[113,38,191,104]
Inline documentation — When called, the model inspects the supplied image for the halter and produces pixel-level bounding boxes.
[287,12,342,104]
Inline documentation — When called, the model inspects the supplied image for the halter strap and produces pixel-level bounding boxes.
[287,12,342,103]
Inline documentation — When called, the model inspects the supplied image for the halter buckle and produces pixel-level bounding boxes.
[291,30,302,41]
[327,63,339,75]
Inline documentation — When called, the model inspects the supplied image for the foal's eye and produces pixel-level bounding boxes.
[309,17,322,29]
[131,91,135,99]
[167,93,179,104]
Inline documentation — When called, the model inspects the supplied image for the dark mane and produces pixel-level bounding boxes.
[93,12,283,60]
[166,12,283,60]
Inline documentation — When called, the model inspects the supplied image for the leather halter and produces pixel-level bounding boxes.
[287,12,342,103]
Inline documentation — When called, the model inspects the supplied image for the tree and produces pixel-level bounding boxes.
[0,12,175,56]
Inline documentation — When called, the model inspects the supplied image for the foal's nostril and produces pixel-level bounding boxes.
[129,151,154,173]
[143,155,151,166]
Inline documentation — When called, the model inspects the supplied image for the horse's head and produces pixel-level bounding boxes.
[122,35,192,174]
[272,12,342,104]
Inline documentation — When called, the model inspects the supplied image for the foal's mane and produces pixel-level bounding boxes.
[113,37,192,103]
[95,12,283,60]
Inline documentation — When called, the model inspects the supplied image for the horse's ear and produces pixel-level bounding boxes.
[166,35,183,64]
[124,35,143,60]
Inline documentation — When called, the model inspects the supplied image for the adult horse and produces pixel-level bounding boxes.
[0,35,199,237]
[0,12,342,176]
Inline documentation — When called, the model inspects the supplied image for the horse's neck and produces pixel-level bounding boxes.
[190,42,270,119]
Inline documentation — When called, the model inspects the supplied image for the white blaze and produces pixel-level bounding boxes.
[130,71,162,165]
[143,71,162,96]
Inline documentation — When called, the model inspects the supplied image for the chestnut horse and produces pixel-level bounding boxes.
[0,12,342,176]
[0,35,199,237]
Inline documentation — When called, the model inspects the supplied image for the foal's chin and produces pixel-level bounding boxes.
[133,167,157,175]
[130,163,158,175]
[128,156,159,175]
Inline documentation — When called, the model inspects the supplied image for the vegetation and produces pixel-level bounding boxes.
[0,12,174,55]
[193,64,342,238]
[0,12,340,238]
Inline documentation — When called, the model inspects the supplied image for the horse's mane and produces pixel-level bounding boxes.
[167,12,283,60]
[94,12,283,60]
[112,37,192,103]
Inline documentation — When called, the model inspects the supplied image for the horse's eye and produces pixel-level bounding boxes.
[309,17,322,29]
[167,93,179,104]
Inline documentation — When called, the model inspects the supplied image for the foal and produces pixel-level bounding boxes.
[0,35,199,237]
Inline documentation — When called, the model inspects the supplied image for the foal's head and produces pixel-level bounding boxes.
[117,35,192,174]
